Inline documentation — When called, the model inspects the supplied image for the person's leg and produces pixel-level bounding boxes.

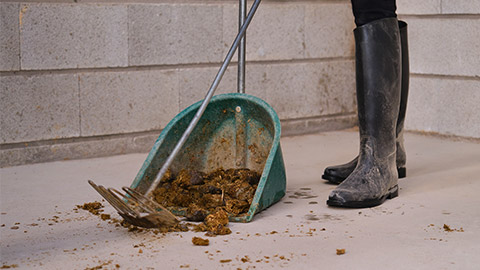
[326,2,402,208]
[321,0,409,186]
[351,0,397,26]
[321,20,409,184]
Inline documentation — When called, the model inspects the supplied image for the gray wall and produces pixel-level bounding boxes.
[397,0,480,138]
[1,0,479,167]
[1,0,357,167]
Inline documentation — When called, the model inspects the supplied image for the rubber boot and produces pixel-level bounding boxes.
[322,20,409,185]
[326,17,401,208]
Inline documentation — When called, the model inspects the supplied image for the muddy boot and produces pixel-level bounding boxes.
[322,20,409,185]
[327,17,401,208]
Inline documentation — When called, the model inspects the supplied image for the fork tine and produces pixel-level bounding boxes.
[88,180,125,213]
[88,180,178,228]
[124,187,174,214]
[88,180,138,217]
[123,187,178,222]
[121,187,156,213]
[108,188,142,217]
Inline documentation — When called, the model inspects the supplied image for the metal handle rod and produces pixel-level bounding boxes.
[145,0,262,197]
[238,0,247,94]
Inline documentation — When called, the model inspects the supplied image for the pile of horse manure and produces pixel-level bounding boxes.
[152,168,260,222]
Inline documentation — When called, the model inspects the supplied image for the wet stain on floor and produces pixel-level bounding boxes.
[303,213,344,221]
[305,214,320,221]
[287,187,318,199]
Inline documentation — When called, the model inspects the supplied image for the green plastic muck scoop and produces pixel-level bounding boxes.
[88,0,286,226]
[130,93,286,222]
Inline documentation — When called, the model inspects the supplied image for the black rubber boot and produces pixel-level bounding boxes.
[327,17,401,208]
[322,20,409,185]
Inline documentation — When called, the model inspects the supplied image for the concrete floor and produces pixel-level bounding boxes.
[1,130,479,270]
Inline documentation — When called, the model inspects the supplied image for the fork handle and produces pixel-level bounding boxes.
[145,0,262,197]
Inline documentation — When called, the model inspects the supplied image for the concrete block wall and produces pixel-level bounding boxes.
[397,0,480,138]
[0,0,357,167]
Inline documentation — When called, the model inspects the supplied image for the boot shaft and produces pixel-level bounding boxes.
[354,17,402,159]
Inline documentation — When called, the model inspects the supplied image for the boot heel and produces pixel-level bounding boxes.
[388,185,399,199]
[397,167,406,178]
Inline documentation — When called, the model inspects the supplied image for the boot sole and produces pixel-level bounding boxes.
[322,167,406,184]
[326,185,399,208]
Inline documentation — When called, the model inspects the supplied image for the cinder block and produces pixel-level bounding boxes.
[180,60,357,126]
[177,66,237,110]
[262,60,356,120]
[282,114,357,137]
[20,4,128,70]
[397,0,441,15]
[223,3,305,61]
[304,3,355,58]
[0,74,80,144]
[177,62,270,111]
[244,63,269,101]
[128,4,223,66]
[306,114,357,134]
[0,3,20,71]
[407,17,480,77]
[442,0,480,14]
[281,119,307,137]
[405,76,480,138]
[79,70,179,137]
[0,132,159,168]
